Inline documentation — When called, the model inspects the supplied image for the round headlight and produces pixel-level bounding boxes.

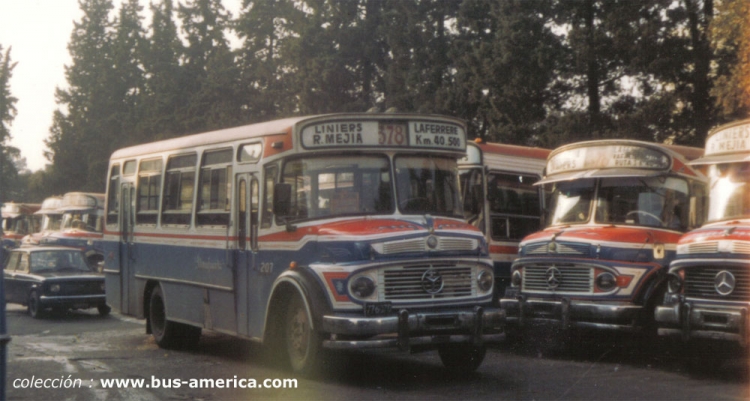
[595,272,617,291]
[477,270,493,293]
[50,284,61,293]
[350,276,376,298]
[511,270,522,287]
[667,272,682,293]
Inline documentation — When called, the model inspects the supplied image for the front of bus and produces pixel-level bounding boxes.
[269,114,503,371]
[21,196,63,247]
[501,141,706,335]
[657,120,750,345]
[1,203,40,249]
[40,193,105,266]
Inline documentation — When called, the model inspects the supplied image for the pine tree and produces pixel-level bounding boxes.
[0,45,20,203]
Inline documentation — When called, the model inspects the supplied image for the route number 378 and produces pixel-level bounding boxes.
[379,124,406,146]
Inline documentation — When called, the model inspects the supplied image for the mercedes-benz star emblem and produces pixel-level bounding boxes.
[421,268,444,294]
[714,270,736,296]
[546,267,562,290]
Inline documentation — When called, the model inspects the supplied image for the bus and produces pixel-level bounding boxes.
[1,203,41,249]
[39,192,105,266]
[459,140,550,297]
[21,196,63,247]
[99,113,504,374]
[657,119,750,346]
[501,140,707,339]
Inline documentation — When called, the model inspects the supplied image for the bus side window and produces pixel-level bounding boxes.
[197,149,233,228]
[162,154,197,226]
[137,158,163,226]
[262,165,278,229]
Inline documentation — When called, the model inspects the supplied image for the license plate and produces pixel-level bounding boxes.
[364,302,392,317]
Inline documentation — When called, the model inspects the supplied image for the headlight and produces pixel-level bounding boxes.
[511,270,522,287]
[477,270,493,293]
[350,276,376,298]
[667,272,683,293]
[595,272,616,291]
[50,284,60,293]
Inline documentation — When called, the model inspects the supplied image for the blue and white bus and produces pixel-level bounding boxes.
[21,196,63,247]
[100,113,503,374]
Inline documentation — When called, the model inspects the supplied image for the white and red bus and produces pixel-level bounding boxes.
[459,140,550,296]
[657,119,750,345]
[501,140,707,338]
[39,192,105,265]
[21,196,63,247]
[1,202,41,249]
[99,113,503,374]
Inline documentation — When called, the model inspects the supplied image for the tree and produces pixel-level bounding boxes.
[711,0,750,121]
[0,45,22,203]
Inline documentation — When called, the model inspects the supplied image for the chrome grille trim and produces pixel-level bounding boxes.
[677,241,750,255]
[373,237,478,255]
[522,264,593,293]
[524,242,589,256]
[378,262,475,301]
[684,266,750,301]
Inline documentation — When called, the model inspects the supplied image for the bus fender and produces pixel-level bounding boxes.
[264,267,331,339]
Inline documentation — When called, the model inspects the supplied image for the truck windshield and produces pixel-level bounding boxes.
[708,162,750,222]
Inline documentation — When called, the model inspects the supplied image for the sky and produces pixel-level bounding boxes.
[0,0,242,172]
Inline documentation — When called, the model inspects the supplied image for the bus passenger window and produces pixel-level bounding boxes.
[162,153,197,226]
[137,158,162,225]
[197,149,233,227]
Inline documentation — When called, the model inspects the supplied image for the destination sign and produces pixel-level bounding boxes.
[300,120,466,151]
[547,144,671,175]
[705,122,750,155]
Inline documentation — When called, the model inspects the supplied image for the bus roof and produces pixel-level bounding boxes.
[690,118,750,166]
[1,202,41,218]
[477,141,551,160]
[539,139,704,185]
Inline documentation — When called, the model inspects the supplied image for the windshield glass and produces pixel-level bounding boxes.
[42,214,63,232]
[30,250,91,273]
[280,155,393,221]
[61,211,103,233]
[395,156,462,217]
[708,162,750,222]
[595,177,689,230]
[548,180,595,225]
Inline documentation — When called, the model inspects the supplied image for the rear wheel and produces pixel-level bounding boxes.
[149,286,201,349]
[284,292,323,375]
[438,344,487,373]
[27,291,43,319]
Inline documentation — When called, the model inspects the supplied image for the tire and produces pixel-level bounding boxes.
[284,292,323,375]
[97,304,111,317]
[28,291,44,319]
[149,285,201,349]
[438,344,487,373]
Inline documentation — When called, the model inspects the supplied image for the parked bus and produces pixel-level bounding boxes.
[459,140,550,297]
[1,203,41,249]
[39,192,105,265]
[501,140,707,339]
[657,119,750,345]
[21,196,63,247]
[100,113,503,374]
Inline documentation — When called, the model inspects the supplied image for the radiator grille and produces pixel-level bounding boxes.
[684,266,750,301]
[522,264,592,293]
[380,262,474,301]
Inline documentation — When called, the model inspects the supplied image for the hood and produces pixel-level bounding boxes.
[522,225,680,247]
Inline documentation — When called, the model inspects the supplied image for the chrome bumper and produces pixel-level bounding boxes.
[501,293,642,332]
[656,296,750,345]
[320,306,504,350]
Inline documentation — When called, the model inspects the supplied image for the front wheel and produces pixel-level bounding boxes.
[97,304,111,317]
[284,292,323,375]
[28,291,44,319]
[438,344,486,373]
[150,286,201,349]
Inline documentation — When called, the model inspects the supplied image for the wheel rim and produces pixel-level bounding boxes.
[28,295,37,316]
[286,299,310,363]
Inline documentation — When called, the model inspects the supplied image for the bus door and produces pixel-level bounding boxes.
[120,183,137,315]
[235,173,259,336]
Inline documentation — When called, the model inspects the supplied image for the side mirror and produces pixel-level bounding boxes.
[273,183,292,217]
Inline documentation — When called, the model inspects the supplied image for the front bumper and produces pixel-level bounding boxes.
[39,294,106,309]
[656,295,750,345]
[501,290,642,332]
[320,306,504,350]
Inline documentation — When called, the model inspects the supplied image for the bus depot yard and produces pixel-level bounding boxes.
[4,113,750,399]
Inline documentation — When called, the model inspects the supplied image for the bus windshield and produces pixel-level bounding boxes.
[279,154,463,221]
[548,176,689,229]
[61,212,102,233]
[708,162,750,222]
[41,214,63,232]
